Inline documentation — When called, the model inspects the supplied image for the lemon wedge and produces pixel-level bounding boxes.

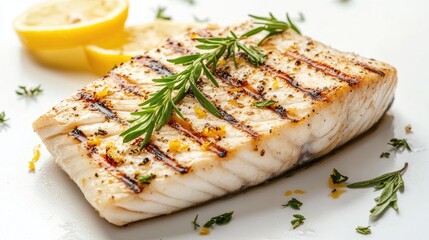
[84,20,196,75]
[13,0,128,50]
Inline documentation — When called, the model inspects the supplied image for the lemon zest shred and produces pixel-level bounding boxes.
[199,227,210,235]
[95,86,110,98]
[294,189,305,194]
[284,190,293,196]
[28,144,41,171]
[272,78,279,90]
[87,137,101,146]
[193,105,207,119]
[169,139,189,153]
[202,126,226,139]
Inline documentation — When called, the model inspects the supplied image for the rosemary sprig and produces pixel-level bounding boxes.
[388,138,411,152]
[16,85,43,97]
[347,163,408,219]
[122,13,301,148]
[0,111,8,124]
[155,7,171,20]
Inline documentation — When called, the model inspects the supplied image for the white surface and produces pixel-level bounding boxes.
[1,0,428,239]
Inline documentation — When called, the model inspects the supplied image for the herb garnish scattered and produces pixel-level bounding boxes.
[356,226,371,235]
[138,174,156,184]
[388,138,411,152]
[191,214,200,230]
[282,198,303,210]
[155,7,171,20]
[380,152,390,158]
[0,111,8,124]
[253,100,276,108]
[193,15,209,23]
[121,13,301,148]
[330,168,348,184]
[203,211,234,228]
[347,162,408,219]
[291,214,305,229]
[180,0,196,5]
[16,85,43,97]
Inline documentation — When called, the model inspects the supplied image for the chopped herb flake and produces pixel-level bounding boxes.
[203,211,234,228]
[356,226,371,235]
[282,198,303,210]
[291,214,305,229]
[330,168,348,184]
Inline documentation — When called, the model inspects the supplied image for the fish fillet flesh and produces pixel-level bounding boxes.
[33,20,397,226]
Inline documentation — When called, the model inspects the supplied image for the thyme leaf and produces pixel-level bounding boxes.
[330,168,349,184]
[138,174,156,184]
[191,214,200,230]
[155,7,171,20]
[282,198,303,210]
[291,214,305,229]
[203,211,234,228]
[253,100,276,108]
[388,138,411,152]
[0,111,8,124]
[356,226,371,235]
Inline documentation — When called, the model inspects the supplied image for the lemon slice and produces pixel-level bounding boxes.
[13,0,128,50]
[84,20,196,75]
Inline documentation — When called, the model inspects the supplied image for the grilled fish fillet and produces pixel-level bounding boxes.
[33,20,397,226]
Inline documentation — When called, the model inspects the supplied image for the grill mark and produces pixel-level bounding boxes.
[215,69,292,120]
[166,38,190,54]
[145,143,190,174]
[263,64,326,101]
[355,62,386,76]
[78,90,188,175]
[78,91,125,125]
[169,118,227,158]
[69,128,142,193]
[284,51,360,86]
[134,55,175,76]
[110,73,146,97]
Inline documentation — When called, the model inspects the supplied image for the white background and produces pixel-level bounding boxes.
[1,0,428,239]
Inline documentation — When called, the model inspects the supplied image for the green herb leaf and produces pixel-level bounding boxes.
[282,198,303,210]
[347,162,408,219]
[155,7,171,20]
[121,13,301,147]
[191,214,200,230]
[330,168,349,184]
[203,211,234,228]
[0,111,8,124]
[356,226,371,235]
[180,0,196,5]
[291,214,305,229]
[138,174,156,184]
[253,100,276,108]
[388,138,411,152]
[16,85,43,97]
[380,152,390,158]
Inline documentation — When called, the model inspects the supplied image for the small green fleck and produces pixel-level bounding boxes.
[380,152,390,158]
[138,174,156,184]
[155,7,171,20]
[253,100,276,108]
[356,226,371,235]
[291,214,305,229]
[203,211,234,228]
[388,138,411,152]
[282,198,303,210]
[191,214,200,230]
[330,168,348,184]
[0,111,8,124]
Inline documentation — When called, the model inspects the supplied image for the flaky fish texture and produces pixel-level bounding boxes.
[33,20,397,226]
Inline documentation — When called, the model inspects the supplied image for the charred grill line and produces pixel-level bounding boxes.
[134,56,176,76]
[355,62,386,76]
[263,64,326,101]
[215,69,291,120]
[284,51,360,86]
[110,73,147,97]
[69,127,142,193]
[78,91,126,124]
[146,144,190,174]
[169,120,228,158]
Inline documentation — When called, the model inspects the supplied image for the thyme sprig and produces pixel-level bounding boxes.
[16,85,43,97]
[347,162,408,219]
[121,13,300,148]
[155,7,171,20]
[388,138,411,152]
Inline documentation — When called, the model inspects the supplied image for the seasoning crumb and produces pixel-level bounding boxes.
[28,144,41,171]
[405,124,412,134]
